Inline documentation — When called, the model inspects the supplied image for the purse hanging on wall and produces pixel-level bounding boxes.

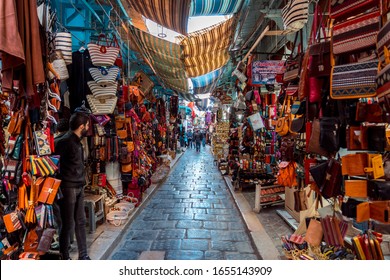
[283,30,304,83]
[281,0,309,31]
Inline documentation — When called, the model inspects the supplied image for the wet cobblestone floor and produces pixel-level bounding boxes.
[109,146,260,260]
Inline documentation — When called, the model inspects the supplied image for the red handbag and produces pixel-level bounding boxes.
[308,77,323,103]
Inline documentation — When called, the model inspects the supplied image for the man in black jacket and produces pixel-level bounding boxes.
[55,112,90,260]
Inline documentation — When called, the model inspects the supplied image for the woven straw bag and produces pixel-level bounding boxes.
[282,0,309,31]
[87,80,117,100]
[87,95,117,115]
[87,35,119,67]
[89,66,119,86]
[55,32,72,65]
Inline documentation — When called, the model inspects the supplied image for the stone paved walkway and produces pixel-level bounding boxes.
[109,146,260,260]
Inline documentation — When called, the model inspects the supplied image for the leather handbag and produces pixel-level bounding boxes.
[368,180,390,200]
[330,0,380,21]
[320,117,340,153]
[304,218,323,246]
[341,153,369,176]
[283,31,303,82]
[275,95,291,136]
[37,177,61,205]
[332,9,380,55]
[281,0,309,31]
[3,210,23,233]
[132,71,154,95]
[321,158,342,199]
[289,115,305,133]
[307,119,329,157]
[88,34,120,67]
[308,77,324,103]
[37,228,56,254]
[367,125,386,152]
[304,157,317,185]
[280,135,296,161]
[309,41,331,77]
[355,103,384,123]
[331,60,378,99]
[346,126,368,150]
[341,198,364,218]
[7,108,24,136]
[345,180,368,198]
[357,200,390,223]
[294,188,308,212]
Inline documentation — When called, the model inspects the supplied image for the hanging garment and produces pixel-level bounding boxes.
[1,0,45,97]
[68,50,93,112]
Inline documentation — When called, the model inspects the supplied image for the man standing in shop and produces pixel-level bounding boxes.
[194,129,202,152]
[55,112,91,260]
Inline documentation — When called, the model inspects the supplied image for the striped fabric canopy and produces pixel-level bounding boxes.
[178,17,236,77]
[126,0,191,35]
[191,67,224,95]
[130,26,189,93]
[178,92,197,101]
[190,0,244,16]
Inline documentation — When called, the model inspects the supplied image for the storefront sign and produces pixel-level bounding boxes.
[251,60,285,85]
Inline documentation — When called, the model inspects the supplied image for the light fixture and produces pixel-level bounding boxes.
[157,24,167,38]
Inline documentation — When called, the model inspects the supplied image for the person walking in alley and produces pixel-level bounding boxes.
[194,129,202,152]
[202,129,206,148]
[187,129,193,149]
[55,112,91,260]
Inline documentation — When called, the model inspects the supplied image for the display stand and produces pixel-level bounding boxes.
[254,183,285,212]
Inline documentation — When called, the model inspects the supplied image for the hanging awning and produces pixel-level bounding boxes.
[196,99,209,111]
[129,25,189,93]
[178,92,197,101]
[126,0,191,35]
[190,0,244,16]
[191,67,224,95]
[178,17,236,77]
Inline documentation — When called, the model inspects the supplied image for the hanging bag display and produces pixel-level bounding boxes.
[281,0,309,31]
[87,34,120,67]
[89,66,119,86]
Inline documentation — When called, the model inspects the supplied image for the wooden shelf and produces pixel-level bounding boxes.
[260,191,285,198]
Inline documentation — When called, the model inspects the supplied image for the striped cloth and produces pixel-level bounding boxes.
[190,0,244,16]
[191,67,224,95]
[126,0,191,35]
[178,92,196,101]
[130,25,189,93]
[178,17,236,77]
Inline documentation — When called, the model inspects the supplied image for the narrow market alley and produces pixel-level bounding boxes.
[109,147,260,260]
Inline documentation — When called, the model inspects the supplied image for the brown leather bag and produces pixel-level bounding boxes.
[307,119,329,157]
[357,201,390,224]
[345,180,368,198]
[347,126,368,150]
[7,108,24,136]
[341,153,368,176]
[304,218,323,246]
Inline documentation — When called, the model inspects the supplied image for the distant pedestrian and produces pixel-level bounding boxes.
[187,129,193,149]
[194,129,202,152]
